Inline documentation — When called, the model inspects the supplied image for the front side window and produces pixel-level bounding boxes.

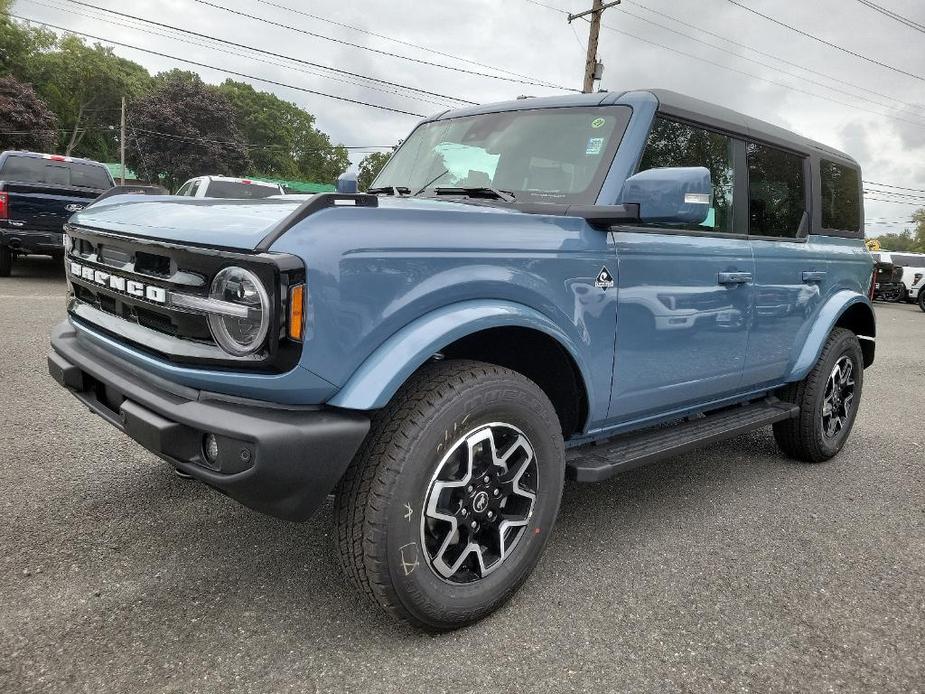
[176,181,193,196]
[637,117,735,233]
[373,106,632,204]
[820,159,861,232]
[747,143,805,238]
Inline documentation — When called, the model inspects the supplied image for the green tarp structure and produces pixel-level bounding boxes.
[103,162,140,182]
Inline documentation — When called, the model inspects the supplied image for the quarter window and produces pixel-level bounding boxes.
[637,117,735,233]
[820,159,861,232]
[747,143,805,238]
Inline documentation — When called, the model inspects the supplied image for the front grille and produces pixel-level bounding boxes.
[64,224,304,371]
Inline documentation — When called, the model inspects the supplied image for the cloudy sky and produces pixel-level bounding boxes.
[11,0,925,234]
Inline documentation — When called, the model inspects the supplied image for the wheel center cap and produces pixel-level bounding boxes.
[472,490,489,514]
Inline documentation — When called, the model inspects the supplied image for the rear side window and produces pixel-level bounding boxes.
[820,159,861,232]
[205,181,279,198]
[747,143,805,238]
[637,117,735,233]
[0,156,111,190]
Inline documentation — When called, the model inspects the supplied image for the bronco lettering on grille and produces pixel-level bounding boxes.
[69,261,167,304]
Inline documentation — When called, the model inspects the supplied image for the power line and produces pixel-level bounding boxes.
[856,0,925,34]
[864,196,925,206]
[865,188,925,201]
[193,0,578,92]
[623,0,921,112]
[864,180,925,194]
[725,0,925,83]
[51,0,471,107]
[255,0,563,88]
[12,14,429,117]
[613,3,925,120]
[521,0,925,129]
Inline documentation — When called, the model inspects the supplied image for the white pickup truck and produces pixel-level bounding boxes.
[175,175,284,199]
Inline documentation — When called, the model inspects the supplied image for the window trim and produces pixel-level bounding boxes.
[627,113,742,237]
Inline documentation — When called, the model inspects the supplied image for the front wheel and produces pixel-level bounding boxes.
[773,328,864,462]
[334,360,565,630]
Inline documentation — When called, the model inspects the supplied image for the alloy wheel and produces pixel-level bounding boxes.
[822,356,856,440]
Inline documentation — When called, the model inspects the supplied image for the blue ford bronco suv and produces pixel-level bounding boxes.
[48,90,875,630]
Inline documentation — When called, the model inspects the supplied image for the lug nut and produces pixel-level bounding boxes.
[460,508,468,517]
[466,485,474,492]
[493,488,500,496]
[487,511,494,519]
[483,475,490,483]
[470,520,477,529]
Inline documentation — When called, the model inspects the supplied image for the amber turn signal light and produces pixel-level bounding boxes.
[288,284,305,341]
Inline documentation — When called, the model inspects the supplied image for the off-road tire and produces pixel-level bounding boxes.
[918,289,925,313]
[0,246,12,277]
[334,359,565,631]
[773,328,864,463]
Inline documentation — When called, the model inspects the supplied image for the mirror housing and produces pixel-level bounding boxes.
[336,171,358,194]
[618,166,712,225]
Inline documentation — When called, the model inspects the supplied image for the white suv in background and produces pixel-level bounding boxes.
[175,175,284,199]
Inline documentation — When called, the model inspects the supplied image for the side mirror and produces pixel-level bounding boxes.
[619,166,712,225]
[336,171,358,194]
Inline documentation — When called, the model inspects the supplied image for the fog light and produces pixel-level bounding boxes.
[203,433,219,464]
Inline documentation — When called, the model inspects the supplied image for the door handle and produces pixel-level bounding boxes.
[718,272,752,285]
[802,271,827,283]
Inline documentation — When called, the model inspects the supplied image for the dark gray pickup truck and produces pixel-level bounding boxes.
[0,151,113,276]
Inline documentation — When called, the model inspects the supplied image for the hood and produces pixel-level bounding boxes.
[70,195,304,250]
[69,193,527,251]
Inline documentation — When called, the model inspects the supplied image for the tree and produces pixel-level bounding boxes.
[0,1,54,77]
[0,74,58,151]
[358,151,392,191]
[126,72,249,191]
[28,36,150,160]
[218,79,349,184]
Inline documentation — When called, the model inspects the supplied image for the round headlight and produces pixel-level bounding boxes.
[207,267,270,356]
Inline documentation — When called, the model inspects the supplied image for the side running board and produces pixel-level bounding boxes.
[566,398,799,482]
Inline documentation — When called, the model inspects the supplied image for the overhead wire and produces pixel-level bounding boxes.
[193,0,578,92]
[725,0,925,83]
[254,0,563,87]
[855,0,925,34]
[11,14,429,117]
[50,0,470,107]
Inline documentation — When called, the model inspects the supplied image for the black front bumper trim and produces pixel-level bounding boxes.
[49,321,370,521]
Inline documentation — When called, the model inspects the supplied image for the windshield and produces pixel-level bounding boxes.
[373,106,632,203]
[0,156,112,190]
[205,181,280,199]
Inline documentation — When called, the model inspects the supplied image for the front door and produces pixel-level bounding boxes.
[607,116,754,423]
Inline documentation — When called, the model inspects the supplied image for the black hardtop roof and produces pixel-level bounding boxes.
[647,89,858,167]
[433,88,858,168]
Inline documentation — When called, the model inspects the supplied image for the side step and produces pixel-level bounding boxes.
[566,398,799,482]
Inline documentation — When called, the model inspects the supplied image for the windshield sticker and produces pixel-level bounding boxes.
[591,117,605,128]
[586,137,604,155]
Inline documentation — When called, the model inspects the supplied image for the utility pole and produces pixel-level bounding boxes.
[119,96,126,186]
[568,0,620,93]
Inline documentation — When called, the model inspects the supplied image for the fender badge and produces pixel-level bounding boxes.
[595,266,614,290]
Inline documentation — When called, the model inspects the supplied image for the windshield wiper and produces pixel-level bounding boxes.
[366,186,410,196]
[432,186,516,203]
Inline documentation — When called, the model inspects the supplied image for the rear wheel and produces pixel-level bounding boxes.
[0,246,12,277]
[773,328,864,462]
[919,289,925,313]
[334,359,565,630]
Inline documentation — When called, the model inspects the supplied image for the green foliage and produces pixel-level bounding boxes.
[358,151,392,190]
[27,36,150,159]
[0,9,350,186]
[0,74,57,151]
[870,211,925,252]
[126,73,249,191]
[217,79,348,183]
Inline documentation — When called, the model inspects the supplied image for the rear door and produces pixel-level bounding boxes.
[609,116,755,422]
[744,144,829,386]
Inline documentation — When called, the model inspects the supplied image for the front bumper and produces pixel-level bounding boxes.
[48,321,370,521]
[0,226,63,254]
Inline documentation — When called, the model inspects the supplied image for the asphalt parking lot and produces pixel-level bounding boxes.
[1,255,923,694]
